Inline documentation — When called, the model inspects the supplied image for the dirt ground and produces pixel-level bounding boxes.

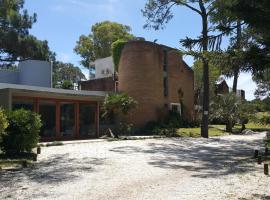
[0,132,269,200]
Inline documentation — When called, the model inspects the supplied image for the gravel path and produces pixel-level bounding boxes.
[0,133,269,200]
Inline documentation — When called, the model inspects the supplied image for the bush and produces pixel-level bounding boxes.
[261,116,270,125]
[0,109,42,155]
[61,80,73,90]
[0,108,8,137]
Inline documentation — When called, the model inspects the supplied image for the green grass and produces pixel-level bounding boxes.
[176,126,229,138]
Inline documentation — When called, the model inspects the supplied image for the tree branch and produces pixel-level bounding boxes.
[173,0,202,15]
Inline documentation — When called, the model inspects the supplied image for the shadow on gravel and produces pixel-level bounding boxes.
[110,137,263,178]
[0,153,104,185]
[239,194,270,200]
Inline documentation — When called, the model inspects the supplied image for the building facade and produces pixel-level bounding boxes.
[0,60,105,141]
[81,41,195,128]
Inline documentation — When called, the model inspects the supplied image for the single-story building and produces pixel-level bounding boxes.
[0,83,106,141]
[0,60,107,141]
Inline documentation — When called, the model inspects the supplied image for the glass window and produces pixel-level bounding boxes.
[12,98,34,111]
[79,104,96,137]
[61,103,75,137]
[39,101,56,138]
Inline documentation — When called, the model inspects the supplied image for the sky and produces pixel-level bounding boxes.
[24,0,257,100]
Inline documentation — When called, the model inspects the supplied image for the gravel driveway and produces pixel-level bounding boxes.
[0,133,269,200]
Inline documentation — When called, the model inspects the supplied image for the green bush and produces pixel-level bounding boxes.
[261,116,270,125]
[0,108,8,137]
[61,80,73,90]
[0,109,42,155]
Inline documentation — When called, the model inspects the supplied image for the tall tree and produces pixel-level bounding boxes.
[74,21,134,68]
[52,61,86,88]
[142,0,224,137]
[0,0,54,66]
[210,0,246,93]
[216,0,270,97]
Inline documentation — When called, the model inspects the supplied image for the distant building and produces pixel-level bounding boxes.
[89,57,114,80]
[215,80,245,100]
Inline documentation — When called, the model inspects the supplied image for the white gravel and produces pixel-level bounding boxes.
[0,133,269,200]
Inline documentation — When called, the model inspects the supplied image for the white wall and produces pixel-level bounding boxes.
[91,57,114,79]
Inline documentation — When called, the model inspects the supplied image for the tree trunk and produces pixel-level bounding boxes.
[226,121,233,133]
[232,20,242,94]
[199,0,209,138]
[232,69,239,93]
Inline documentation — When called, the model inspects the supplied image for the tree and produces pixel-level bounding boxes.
[142,0,225,138]
[0,0,54,66]
[103,93,137,137]
[74,21,134,68]
[210,93,247,132]
[52,61,86,88]
[60,80,73,90]
[253,69,270,98]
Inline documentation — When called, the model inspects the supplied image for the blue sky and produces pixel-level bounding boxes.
[24,0,256,100]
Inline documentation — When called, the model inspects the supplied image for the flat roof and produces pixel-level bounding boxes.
[0,83,107,101]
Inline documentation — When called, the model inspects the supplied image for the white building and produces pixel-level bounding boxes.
[89,57,114,80]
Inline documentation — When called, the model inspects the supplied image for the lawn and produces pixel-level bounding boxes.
[176,126,229,137]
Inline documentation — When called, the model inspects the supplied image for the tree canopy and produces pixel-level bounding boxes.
[74,21,134,68]
[0,0,54,66]
[52,61,86,88]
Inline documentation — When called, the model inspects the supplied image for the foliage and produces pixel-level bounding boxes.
[0,108,8,136]
[103,93,137,136]
[103,93,137,118]
[61,80,73,90]
[210,93,249,132]
[0,0,55,66]
[0,109,42,155]
[74,21,134,68]
[260,116,270,126]
[53,61,86,88]
[193,60,221,105]
[111,39,127,71]
[253,69,270,98]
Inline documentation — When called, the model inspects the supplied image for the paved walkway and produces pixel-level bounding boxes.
[0,133,269,200]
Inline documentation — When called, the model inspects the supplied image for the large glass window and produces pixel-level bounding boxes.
[79,104,96,137]
[39,101,56,138]
[61,103,75,137]
[12,98,34,111]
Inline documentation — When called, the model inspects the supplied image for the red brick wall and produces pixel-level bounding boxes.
[118,41,195,127]
[80,77,115,92]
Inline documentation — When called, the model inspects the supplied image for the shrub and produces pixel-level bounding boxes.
[261,116,270,125]
[61,80,73,90]
[0,108,8,137]
[0,109,42,155]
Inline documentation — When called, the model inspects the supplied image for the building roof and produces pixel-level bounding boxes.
[0,83,107,101]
